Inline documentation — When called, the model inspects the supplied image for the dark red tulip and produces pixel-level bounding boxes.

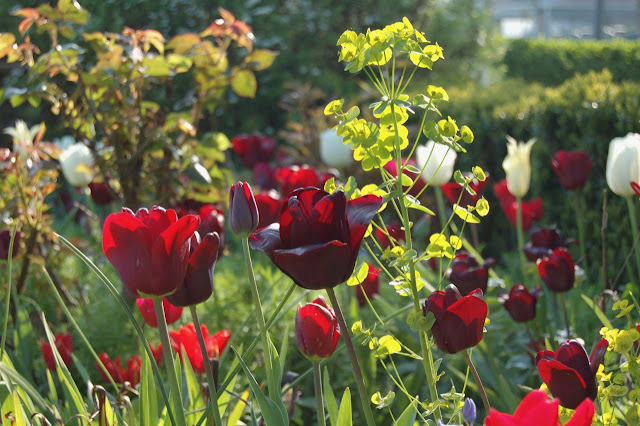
[170,323,231,374]
[355,264,381,307]
[229,182,259,237]
[551,150,593,191]
[441,172,489,208]
[97,352,142,386]
[253,162,277,189]
[40,332,73,371]
[374,221,405,250]
[0,229,20,260]
[88,181,114,205]
[537,247,575,292]
[493,180,544,231]
[250,188,382,290]
[447,251,495,295]
[274,165,323,197]
[102,206,200,297]
[383,158,426,198]
[295,296,340,362]
[536,338,608,409]
[232,132,277,168]
[125,355,142,387]
[523,226,576,262]
[136,297,183,327]
[166,232,220,307]
[498,284,541,323]
[254,190,282,230]
[484,389,595,426]
[422,284,487,354]
[195,205,225,259]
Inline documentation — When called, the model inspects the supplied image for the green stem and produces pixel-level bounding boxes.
[434,186,448,233]
[189,305,223,426]
[515,197,527,269]
[559,293,571,338]
[325,288,376,426]
[462,351,490,415]
[153,298,188,426]
[625,196,640,286]
[573,192,588,269]
[241,237,277,401]
[313,362,326,426]
[1,224,18,360]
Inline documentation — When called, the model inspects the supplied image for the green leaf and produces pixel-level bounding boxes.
[370,391,395,409]
[374,335,401,357]
[395,400,417,426]
[245,49,278,70]
[347,263,369,286]
[231,69,257,98]
[140,350,158,426]
[227,389,250,425]
[142,56,172,77]
[581,295,613,329]
[323,368,339,426]
[337,388,352,426]
[472,165,486,181]
[167,54,193,73]
[475,197,490,217]
[453,204,480,224]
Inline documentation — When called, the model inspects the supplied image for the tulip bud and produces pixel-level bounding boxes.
[60,142,95,187]
[0,229,20,260]
[502,136,536,198]
[606,133,640,197]
[320,128,353,168]
[416,140,457,187]
[537,247,575,293]
[229,182,259,236]
[295,296,340,362]
[551,150,592,190]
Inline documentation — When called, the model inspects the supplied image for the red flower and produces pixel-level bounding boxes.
[124,355,142,387]
[97,352,142,387]
[498,285,541,323]
[374,221,405,250]
[355,264,381,307]
[195,205,225,259]
[170,323,231,374]
[274,165,325,196]
[229,182,259,237]
[442,172,489,208]
[537,247,575,292]
[250,188,382,290]
[102,206,200,297]
[166,232,220,307]
[40,332,73,371]
[551,150,593,191]
[422,284,487,354]
[232,132,277,168]
[484,389,595,426]
[536,338,608,409]
[149,342,163,365]
[523,226,575,262]
[447,251,495,295]
[493,180,544,231]
[136,297,183,327]
[254,190,282,230]
[253,162,277,189]
[295,296,340,362]
[0,229,20,260]
[383,158,426,198]
[88,181,114,205]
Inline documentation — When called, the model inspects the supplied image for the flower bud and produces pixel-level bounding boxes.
[295,296,340,362]
[60,142,95,187]
[229,182,259,236]
[502,136,536,198]
[606,133,640,197]
[320,128,353,168]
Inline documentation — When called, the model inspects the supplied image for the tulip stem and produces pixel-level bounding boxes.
[241,237,278,402]
[515,197,527,269]
[625,196,640,286]
[462,351,490,415]
[435,186,448,234]
[559,293,571,339]
[313,362,326,426]
[189,305,223,426]
[153,297,188,426]
[326,287,376,426]
[572,192,588,270]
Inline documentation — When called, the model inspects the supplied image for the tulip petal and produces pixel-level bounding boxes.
[537,358,588,409]
[345,194,384,249]
[439,294,487,353]
[589,338,609,375]
[512,390,559,426]
[249,223,283,260]
[565,398,595,426]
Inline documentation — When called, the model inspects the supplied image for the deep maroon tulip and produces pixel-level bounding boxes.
[374,221,404,250]
[295,296,340,362]
[447,251,495,295]
[232,132,277,168]
[196,205,225,259]
[383,158,426,198]
[0,229,20,260]
[250,188,382,290]
[536,338,608,409]
[355,264,381,307]
[254,190,282,230]
[102,206,200,297]
[551,150,593,191]
[166,232,220,306]
[441,172,489,208]
[136,297,183,327]
[523,226,575,262]
[40,332,73,371]
[498,284,541,323]
[493,180,544,231]
[229,182,259,237]
[537,247,575,292]
[422,284,488,354]
[274,165,323,197]
[88,181,114,205]
[253,162,277,189]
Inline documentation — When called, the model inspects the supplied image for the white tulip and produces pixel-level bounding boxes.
[60,142,95,187]
[319,128,353,168]
[502,135,536,198]
[416,140,457,186]
[606,133,640,197]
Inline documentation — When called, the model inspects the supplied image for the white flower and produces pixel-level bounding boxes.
[60,142,95,187]
[319,128,353,168]
[416,140,457,186]
[606,133,640,197]
[3,120,40,160]
[502,135,536,198]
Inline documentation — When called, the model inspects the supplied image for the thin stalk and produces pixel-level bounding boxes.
[1,224,18,360]
[153,298,188,426]
[313,362,326,426]
[560,293,571,338]
[462,351,490,415]
[189,305,223,426]
[326,287,376,426]
[625,196,640,285]
[240,237,277,401]
[572,192,588,269]
[435,186,448,233]
[515,197,527,268]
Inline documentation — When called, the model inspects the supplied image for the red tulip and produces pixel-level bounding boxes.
[498,285,541,323]
[149,342,163,365]
[537,247,575,292]
[274,165,324,196]
[102,206,200,297]
[88,181,114,205]
[170,323,231,374]
[250,188,382,290]
[195,205,225,259]
[442,172,489,208]
[523,226,575,262]
[136,297,183,327]
[447,251,495,295]
[374,221,405,250]
[537,338,608,409]
[166,232,220,307]
[97,352,142,387]
[551,150,593,191]
[229,182,259,237]
[355,264,381,307]
[40,332,73,371]
[423,284,487,354]
[254,190,282,230]
[124,355,142,387]
[295,296,340,362]
[493,180,544,231]
[0,229,20,260]
[232,132,277,168]
[484,389,595,426]
[383,158,426,198]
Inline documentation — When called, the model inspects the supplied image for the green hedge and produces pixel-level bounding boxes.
[504,39,640,86]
